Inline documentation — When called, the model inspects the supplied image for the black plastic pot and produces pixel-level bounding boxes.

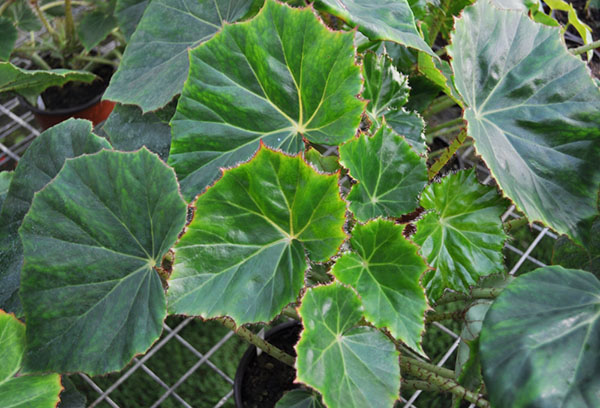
[234,321,301,408]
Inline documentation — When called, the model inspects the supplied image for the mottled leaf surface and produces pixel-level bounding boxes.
[413,170,507,300]
[0,17,17,61]
[276,389,325,408]
[0,119,110,313]
[76,10,118,51]
[480,266,600,408]
[449,0,600,245]
[0,171,13,210]
[0,311,62,408]
[315,0,433,55]
[104,0,262,112]
[19,149,187,375]
[553,219,600,276]
[115,0,148,40]
[296,283,400,408]
[169,0,364,200]
[340,125,427,221]
[332,220,428,355]
[168,147,346,324]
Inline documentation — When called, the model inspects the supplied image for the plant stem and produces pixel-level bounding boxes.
[435,288,501,306]
[427,117,464,135]
[0,0,16,16]
[74,55,119,67]
[401,359,490,408]
[30,0,60,45]
[64,0,76,50]
[40,0,88,11]
[424,95,456,118]
[218,318,296,368]
[428,129,467,180]
[425,310,465,324]
[428,124,464,140]
[403,356,455,379]
[402,379,445,393]
[30,52,52,69]
[571,39,600,56]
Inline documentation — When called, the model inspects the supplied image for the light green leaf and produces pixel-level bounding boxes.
[413,170,508,300]
[340,125,427,221]
[0,171,12,210]
[103,103,173,161]
[115,0,148,40]
[0,311,62,408]
[76,10,118,51]
[0,17,17,61]
[168,146,346,324]
[0,62,96,98]
[386,108,426,155]
[19,149,187,375]
[276,389,325,408]
[448,0,600,245]
[104,0,263,112]
[303,148,340,174]
[0,119,110,313]
[331,220,428,355]
[169,0,365,200]
[314,0,434,56]
[480,266,600,408]
[417,52,462,106]
[296,282,400,408]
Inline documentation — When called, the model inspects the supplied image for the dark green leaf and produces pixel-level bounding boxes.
[104,0,263,112]
[76,10,118,51]
[169,0,364,200]
[449,0,600,245]
[19,148,187,375]
[6,1,41,31]
[115,0,148,40]
[480,266,600,408]
[296,282,400,408]
[303,148,340,174]
[57,377,86,408]
[0,119,110,313]
[331,220,428,355]
[103,103,173,161]
[385,109,426,155]
[413,170,508,300]
[552,218,600,276]
[0,171,12,210]
[0,17,17,61]
[168,146,346,324]
[276,389,325,408]
[340,125,427,221]
[314,0,434,56]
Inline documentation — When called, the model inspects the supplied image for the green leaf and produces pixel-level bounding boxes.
[413,170,508,300]
[448,0,600,245]
[104,0,263,112]
[552,218,600,276]
[0,17,17,61]
[103,103,173,161]
[303,148,340,174]
[386,108,426,155]
[168,146,346,324]
[480,266,600,408]
[417,52,462,106]
[169,0,365,200]
[19,148,187,375]
[314,0,434,56]
[57,377,86,408]
[0,171,13,210]
[5,1,41,31]
[340,125,428,221]
[0,119,110,313]
[331,220,428,355]
[296,282,400,408]
[76,10,118,51]
[276,389,325,408]
[0,62,96,98]
[115,0,149,40]
[0,311,63,408]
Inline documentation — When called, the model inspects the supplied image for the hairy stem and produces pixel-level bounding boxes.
[30,0,59,45]
[424,95,456,118]
[40,0,88,11]
[218,318,296,367]
[29,52,52,69]
[571,39,600,56]
[0,0,16,16]
[428,129,467,180]
[402,379,446,393]
[435,288,502,306]
[403,356,455,379]
[74,55,119,67]
[64,0,76,50]
[425,309,465,324]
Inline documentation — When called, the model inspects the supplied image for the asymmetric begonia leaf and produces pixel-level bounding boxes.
[331,220,428,355]
[276,389,325,408]
[340,125,427,221]
[19,148,187,375]
[296,283,400,408]
[552,219,600,275]
[0,62,95,98]
[4,1,40,31]
[386,109,426,155]
[0,311,63,408]
[168,146,346,324]
[0,17,17,61]
[449,0,600,245]
[115,0,148,40]
[413,170,508,300]
[314,0,434,56]
[480,266,600,408]
[169,0,365,200]
[76,10,118,51]
[104,0,263,112]
[0,119,110,313]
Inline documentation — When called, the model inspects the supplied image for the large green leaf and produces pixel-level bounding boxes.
[0,119,111,313]
[314,0,434,55]
[0,171,12,210]
[0,17,17,61]
[0,311,63,408]
[19,148,187,375]
[413,170,508,300]
[331,220,428,355]
[169,0,365,200]
[296,283,400,408]
[168,146,346,324]
[76,10,118,51]
[340,125,427,221]
[480,266,600,408]
[115,0,149,40]
[386,108,426,155]
[276,389,325,408]
[104,0,262,112]
[0,62,96,98]
[5,1,41,31]
[448,0,600,245]
[552,219,600,276]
